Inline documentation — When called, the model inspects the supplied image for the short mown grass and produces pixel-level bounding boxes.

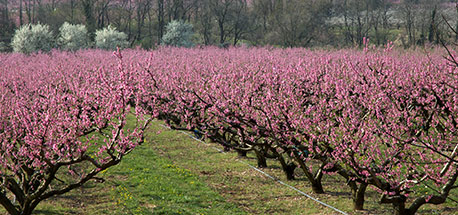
[1,119,246,215]
[145,121,458,215]
[1,120,457,215]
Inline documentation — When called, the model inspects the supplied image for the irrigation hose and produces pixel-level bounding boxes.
[159,124,349,215]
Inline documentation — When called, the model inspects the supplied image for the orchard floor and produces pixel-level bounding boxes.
[2,121,457,215]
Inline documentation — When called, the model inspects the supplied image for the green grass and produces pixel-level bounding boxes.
[101,141,246,215]
[147,122,367,215]
[1,120,246,215]
[145,121,458,215]
[1,120,457,215]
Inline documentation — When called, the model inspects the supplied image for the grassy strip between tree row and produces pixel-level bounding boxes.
[1,120,457,215]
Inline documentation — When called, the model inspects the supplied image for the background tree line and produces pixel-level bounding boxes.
[1,0,458,50]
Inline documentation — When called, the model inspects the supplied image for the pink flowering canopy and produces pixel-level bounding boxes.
[137,46,457,214]
[0,49,150,215]
[1,46,457,215]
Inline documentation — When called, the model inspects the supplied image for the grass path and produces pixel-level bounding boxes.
[146,121,353,215]
[2,120,457,214]
[1,121,246,215]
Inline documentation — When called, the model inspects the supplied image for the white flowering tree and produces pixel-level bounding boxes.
[58,22,90,51]
[162,20,194,48]
[11,23,54,53]
[95,26,129,50]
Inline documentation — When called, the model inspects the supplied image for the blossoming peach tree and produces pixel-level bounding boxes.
[1,45,457,215]
[0,50,150,215]
[138,46,457,215]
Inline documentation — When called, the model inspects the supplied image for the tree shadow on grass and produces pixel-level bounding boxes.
[33,209,66,215]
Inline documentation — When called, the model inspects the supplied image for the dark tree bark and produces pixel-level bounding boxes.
[135,1,149,44]
[428,5,437,43]
[254,148,268,168]
[352,182,367,210]
[292,151,324,194]
[271,148,296,180]
[210,0,235,44]
[380,166,458,215]
[82,0,96,40]
[157,0,165,42]
[236,149,247,157]
[70,0,75,23]
[20,0,23,25]
[277,154,296,180]
[198,0,213,45]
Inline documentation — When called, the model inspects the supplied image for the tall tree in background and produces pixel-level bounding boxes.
[428,5,437,43]
[368,0,392,45]
[82,0,96,40]
[0,0,14,47]
[210,0,236,45]
[0,0,9,27]
[19,0,23,25]
[135,0,151,44]
[96,0,112,30]
[399,0,417,47]
[197,0,213,45]
[23,0,39,24]
[69,0,76,23]
[269,0,332,47]
[456,1,458,42]
[339,0,373,46]
[169,0,184,20]
[271,0,311,47]
[231,0,252,45]
[1,0,458,50]
[157,0,165,42]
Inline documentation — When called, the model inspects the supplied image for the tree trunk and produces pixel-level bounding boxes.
[352,182,367,210]
[283,163,296,180]
[22,205,34,215]
[236,149,247,157]
[292,152,324,194]
[311,181,324,194]
[136,3,143,44]
[32,0,35,24]
[157,0,164,42]
[332,163,367,210]
[393,201,407,215]
[428,6,436,43]
[3,0,9,25]
[70,0,74,23]
[381,195,409,215]
[0,194,19,215]
[274,149,296,180]
[219,21,225,44]
[82,0,96,41]
[25,0,31,24]
[254,149,267,168]
[456,6,458,42]
[233,31,239,46]
[19,0,23,25]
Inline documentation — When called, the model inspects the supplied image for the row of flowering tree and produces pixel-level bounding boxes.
[136,46,458,215]
[1,46,457,215]
[0,50,152,215]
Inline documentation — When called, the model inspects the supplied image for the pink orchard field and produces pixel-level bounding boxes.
[0,46,457,215]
